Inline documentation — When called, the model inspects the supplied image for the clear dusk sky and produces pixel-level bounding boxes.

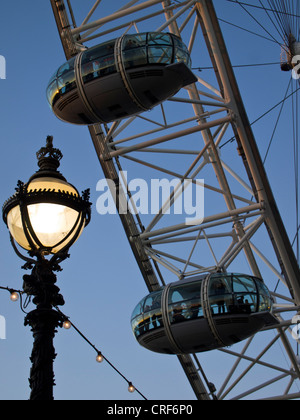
[0,0,299,400]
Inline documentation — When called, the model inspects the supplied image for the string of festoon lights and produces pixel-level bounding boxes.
[0,286,147,400]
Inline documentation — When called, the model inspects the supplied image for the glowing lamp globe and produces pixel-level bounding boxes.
[2,137,91,258]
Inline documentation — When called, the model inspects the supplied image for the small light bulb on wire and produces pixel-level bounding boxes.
[10,292,19,302]
[128,382,135,393]
[96,353,104,363]
[63,320,72,330]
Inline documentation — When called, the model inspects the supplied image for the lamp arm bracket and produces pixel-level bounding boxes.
[10,235,36,270]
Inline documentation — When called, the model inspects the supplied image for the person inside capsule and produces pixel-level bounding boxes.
[210,278,229,315]
[135,291,164,335]
[168,282,203,324]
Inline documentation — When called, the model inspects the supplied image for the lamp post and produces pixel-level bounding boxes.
[2,136,91,400]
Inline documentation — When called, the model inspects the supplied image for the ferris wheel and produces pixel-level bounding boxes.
[48,0,300,400]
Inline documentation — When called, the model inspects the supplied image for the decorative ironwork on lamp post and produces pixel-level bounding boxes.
[2,136,91,400]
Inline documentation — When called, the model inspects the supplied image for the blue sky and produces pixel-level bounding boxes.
[0,1,299,400]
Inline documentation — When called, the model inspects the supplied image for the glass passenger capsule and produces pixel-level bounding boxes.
[47,32,197,125]
[131,273,278,355]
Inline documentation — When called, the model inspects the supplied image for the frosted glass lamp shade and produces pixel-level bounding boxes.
[3,177,90,255]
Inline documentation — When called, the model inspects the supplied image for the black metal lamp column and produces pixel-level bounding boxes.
[24,261,65,400]
[2,137,91,400]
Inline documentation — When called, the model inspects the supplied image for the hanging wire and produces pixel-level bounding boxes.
[0,286,147,399]
[219,1,300,261]
[54,306,148,400]
[0,286,28,314]
[219,85,300,149]
[193,62,281,71]
[263,79,292,163]
[225,0,300,52]
[292,78,300,266]
[266,0,300,42]
[229,0,284,47]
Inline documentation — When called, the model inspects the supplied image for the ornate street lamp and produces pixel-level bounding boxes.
[2,136,91,400]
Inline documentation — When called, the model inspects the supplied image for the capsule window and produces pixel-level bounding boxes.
[81,41,116,83]
[257,280,272,312]
[232,275,257,294]
[209,276,232,316]
[233,292,258,314]
[173,36,192,68]
[148,33,172,46]
[47,71,59,97]
[232,275,258,313]
[131,301,145,338]
[56,57,77,98]
[143,291,163,332]
[147,33,173,65]
[82,54,116,81]
[208,275,259,315]
[122,34,147,69]
[48,71,58,85]
[123,47,147,69]
[47,80,59,106]
[123,34,147,50]
[84,41,115,59]
[259,294,271,312]
[256,280,270,296]
[174,48,191,67]
[173,36,189,52]
[148,46,173,65]
[168,282,203,325]
[132,300,144,319]
[131,291,163,338]
[209,276,232,295]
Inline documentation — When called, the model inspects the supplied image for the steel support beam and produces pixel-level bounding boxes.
[197,0,300,303]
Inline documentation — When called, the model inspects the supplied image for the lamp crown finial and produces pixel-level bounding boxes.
[36,136,63,172]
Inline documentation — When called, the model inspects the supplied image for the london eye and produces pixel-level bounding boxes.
[0,0,300,401]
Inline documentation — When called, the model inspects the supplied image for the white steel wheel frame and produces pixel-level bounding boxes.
[50,0,300,400]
